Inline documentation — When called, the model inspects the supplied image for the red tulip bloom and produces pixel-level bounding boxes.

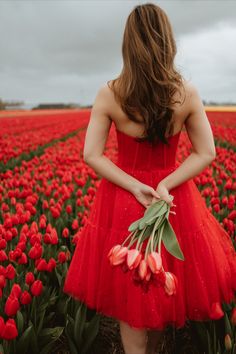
[4,294,20,316]
[10,284,22,298]
[66,205,72,214]
[58,252,67,263]
[50,228,58,245]
[0,316,5,338]
[62,227,69,238]
[47,258,57,272]
[2,318,18,340]
[28,244,42,259]
[30,280,43,296]
[72,219,79,230]
[210,301,224,320]
[0,239,7,249]
[36,259,48,271]
[18,252,28,265]
[0,250,7,262]
[0,275,6,288]
[25,272,35,285]
[20,290,32,305]
[5,264,15,280]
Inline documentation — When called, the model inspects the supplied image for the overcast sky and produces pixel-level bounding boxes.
[0,0,236,106]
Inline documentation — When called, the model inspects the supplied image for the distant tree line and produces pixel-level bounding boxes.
[0,98,24,110]
[0,97,234,111]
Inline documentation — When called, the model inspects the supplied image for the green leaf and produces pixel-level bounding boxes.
[30,324,39,354]
[16,310,24,335]
[55,267,62,287]
[36,308,46,336]
[38,327,64,354]
[65,327,78,354]
[74,302,87,348]
[161,219,185,261]
[143,200,165,218]
[138,202,165,229]
[128,217,143,231]
[16,325,33,354]
[224,312,233,337]
[81,315,100,354]
[206,329,213,354]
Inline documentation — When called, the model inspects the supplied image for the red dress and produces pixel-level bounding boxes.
[63,127,236,330]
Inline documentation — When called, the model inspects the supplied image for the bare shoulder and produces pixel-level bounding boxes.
[183,80,203,105]
[95,82,112,98]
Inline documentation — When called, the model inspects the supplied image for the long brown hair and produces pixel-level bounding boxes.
[108,3,186,145]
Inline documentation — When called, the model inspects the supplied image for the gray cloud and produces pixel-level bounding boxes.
[0,0,236,105]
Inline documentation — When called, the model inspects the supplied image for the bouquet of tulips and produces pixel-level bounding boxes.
[107,199,185,294]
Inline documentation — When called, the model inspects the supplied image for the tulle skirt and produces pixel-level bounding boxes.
[63,168,236,330]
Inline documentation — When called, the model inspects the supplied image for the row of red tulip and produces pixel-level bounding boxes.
[206,111,236,145]
[0,111,235,350]
[0,110,90,165]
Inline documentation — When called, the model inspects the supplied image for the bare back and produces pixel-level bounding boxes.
[105,80,191,139]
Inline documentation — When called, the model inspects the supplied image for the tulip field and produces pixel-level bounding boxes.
[0,108,235,354]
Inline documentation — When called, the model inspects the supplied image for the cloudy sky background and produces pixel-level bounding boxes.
[0,0,236,107]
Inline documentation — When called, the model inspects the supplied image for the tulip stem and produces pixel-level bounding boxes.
[158,220,165,254]
[144,216,159,260]
[151,216,162,252]
[121,229,137,246]
[135,227,147,250]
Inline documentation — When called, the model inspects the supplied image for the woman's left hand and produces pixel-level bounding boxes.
[149,182,175,208]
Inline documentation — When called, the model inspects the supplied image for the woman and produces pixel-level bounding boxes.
[63,3,236,354]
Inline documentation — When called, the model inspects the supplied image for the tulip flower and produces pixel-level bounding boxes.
[108,245,128,266]
[209,301,224,320]
[25,272,35,285]
[230,307,236,326]
[164,272,178,296]
[20,290,32,305]
[224,334,232,350]
[138,259,148,280]
[4,294,20,316]
[30,280,43,296]
[126,249,142,270]
[147,251,162,274]
[2,318,18,340]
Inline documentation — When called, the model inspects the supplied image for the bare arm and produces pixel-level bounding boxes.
[84,84,160,207]
[83,84,142,193]
[158,84,216,192]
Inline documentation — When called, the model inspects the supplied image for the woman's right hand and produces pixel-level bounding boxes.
[131,182,161,209]
[151,182,175,207]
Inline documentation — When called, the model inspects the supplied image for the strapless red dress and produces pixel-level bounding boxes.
[63,127,236,330]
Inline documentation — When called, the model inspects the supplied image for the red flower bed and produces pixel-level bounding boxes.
[0,108,235,351]
[0,109,90,164]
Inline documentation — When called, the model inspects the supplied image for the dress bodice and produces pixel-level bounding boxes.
[115,128,181,172]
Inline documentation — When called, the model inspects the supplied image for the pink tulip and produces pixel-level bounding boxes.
[153,267,166,287]
[164,272,178,296]
[147,251,162,273]
[225,334,232,350]
[107,244,121,259]
[108,246,128,266]
[138,259,148,280]
[127,249,142,270]
[145,267,152,281]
